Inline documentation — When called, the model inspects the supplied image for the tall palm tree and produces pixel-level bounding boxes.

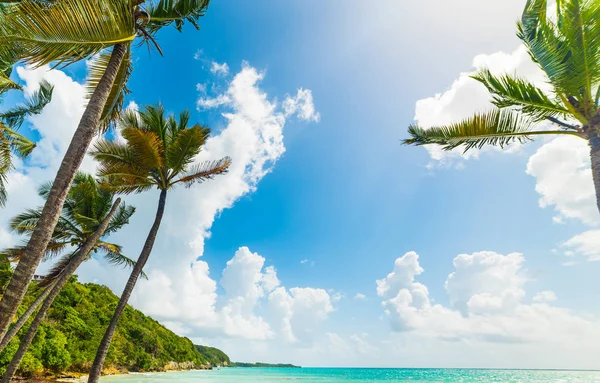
[0,79,53,206]
[0,0,211,341]
[403,0,600,215]
[0,172,137,353]
[0,173,136,382]
[87,104,230,383]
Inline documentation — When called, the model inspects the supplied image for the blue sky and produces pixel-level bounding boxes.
[4,0,600,369]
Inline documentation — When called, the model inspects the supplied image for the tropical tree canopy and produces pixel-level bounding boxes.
[0,172,138,287]
[92,104,231,194]
[403,0,600,151]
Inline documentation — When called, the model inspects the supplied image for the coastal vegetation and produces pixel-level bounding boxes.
[0,276,229,378]
[403,0,600,215]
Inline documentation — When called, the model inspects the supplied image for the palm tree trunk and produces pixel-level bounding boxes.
[0,199,121,383]
[0,43,128,342]
[0,283,53,353]
[589,132,600,216]
[87,190,167,383]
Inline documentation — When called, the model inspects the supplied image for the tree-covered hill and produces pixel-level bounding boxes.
[0,276,230,377]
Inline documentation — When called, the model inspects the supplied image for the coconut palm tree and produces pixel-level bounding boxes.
[0,172,137,354]
[0,173,136,382]
[403,0,600,215]
[87,104,230,383]
[0,0,211,341]
[0,79,53,206]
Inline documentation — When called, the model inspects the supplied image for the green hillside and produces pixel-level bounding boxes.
[0,276,229,377]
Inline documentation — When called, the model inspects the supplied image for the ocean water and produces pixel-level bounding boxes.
[100,368,600,383]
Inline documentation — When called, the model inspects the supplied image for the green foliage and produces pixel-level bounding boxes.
[17,352,44,377]
[0,277,229,376]
[41,328,71,372]
[195,345,231,366]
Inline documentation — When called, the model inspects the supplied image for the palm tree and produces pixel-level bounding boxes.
[403,0,600,215]
[87,104,230,383]
[0,0,211,341]
[0,172,137,353]
[0,79,53,206]
[0,173,136,382]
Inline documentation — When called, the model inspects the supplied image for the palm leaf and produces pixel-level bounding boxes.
[471,69,570,121]
[145,0,210,33]
[0,0,136,68]
[174,156,231,187]
[97,242,147,279]
[0,73,20,94]
[403,109,583,152]
[0,79,53,129]
[166,124,210,174]
[86,46,132,131]
[557,0,600,112]
[4,125,36,157]
[121,127,165,170]
[104,204,135,235]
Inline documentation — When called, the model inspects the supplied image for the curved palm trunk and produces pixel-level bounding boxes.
[87,190,167,383]
[0,199,121,383]
[0,43,128,342]
[589,132,600,216]
[0,283,54,353]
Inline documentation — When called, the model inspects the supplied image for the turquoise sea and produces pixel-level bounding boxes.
[100,368,600,383]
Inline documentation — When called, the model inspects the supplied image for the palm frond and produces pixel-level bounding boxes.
[104,204,135,235]
[472,68,571,121]
[0,73,20,95]
[86,46,132,131]
[121,127,165,170]
[4,125,36,157]
[521,0,547,40]
[145,0,210,33]
[0,79,53,129]
[517,12,575,102]
[98,244,148,279]
[166,124,210,174]
[0,245,25,262]
[173,156,231,187]
[0,0,136,68]
[402,109,583,152]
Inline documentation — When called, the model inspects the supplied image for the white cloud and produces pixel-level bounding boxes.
[354,293,367,300]
[561,230,600,261]
[526,137,598,226]
[533,290,557,303]
[210,62,229,76]
[376,251,424,298]
[283,88,320,122]
[378,251,600,346]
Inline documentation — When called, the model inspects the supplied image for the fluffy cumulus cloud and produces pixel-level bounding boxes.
[526,137,598,226]
[377,251,600,348]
